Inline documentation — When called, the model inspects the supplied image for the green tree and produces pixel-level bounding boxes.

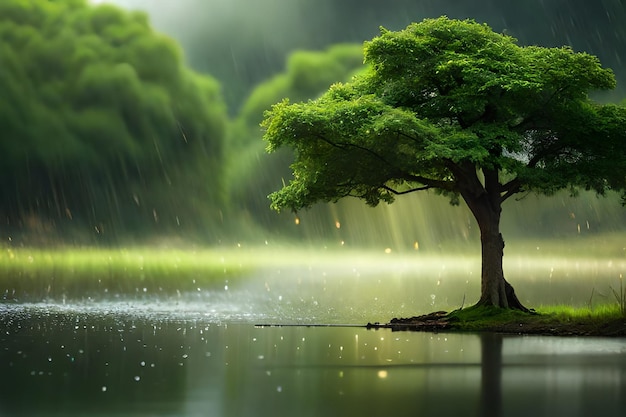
[263,17,626,310]
[227,44,363,229]
[0,0,227,241]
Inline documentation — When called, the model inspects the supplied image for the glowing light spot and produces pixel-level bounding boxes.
[413,241,419,250]
[335,221,341,229]
[377,370,388,379]
[384,248,392,254]
[294,217,300,225]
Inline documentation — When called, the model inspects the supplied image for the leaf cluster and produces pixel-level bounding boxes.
[263,17,626,212]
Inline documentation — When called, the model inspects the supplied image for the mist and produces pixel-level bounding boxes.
[3,4,626,414]
[3,0,625,248]
[98,0,626,109]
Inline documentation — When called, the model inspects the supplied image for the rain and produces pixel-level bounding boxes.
[1,1,626,416]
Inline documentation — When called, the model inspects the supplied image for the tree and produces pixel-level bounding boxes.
[262,17,626,310]
[227,44,363,230]
[0,0,227,241]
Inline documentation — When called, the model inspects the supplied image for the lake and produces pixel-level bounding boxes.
[1,250,626,416]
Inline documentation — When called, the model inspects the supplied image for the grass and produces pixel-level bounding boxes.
[0,247,254,299]
[610,277,626,316]
[446,303,626,336]
[0,245,401,300]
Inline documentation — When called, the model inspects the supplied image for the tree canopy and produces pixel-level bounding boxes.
[263,17,626,309]
[0,0,227,241]
[264,17,625,210]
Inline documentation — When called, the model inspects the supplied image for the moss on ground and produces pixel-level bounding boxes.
[382,304,626,336]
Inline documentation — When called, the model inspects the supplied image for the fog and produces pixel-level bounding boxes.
[3,0,625,248]
[96,0,626,109]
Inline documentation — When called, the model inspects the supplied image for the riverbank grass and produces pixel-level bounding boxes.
[446,304,626,336]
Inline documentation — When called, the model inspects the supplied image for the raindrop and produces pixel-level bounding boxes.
[134,376,140,382]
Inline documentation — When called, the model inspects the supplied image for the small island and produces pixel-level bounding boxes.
[368,305,626,336]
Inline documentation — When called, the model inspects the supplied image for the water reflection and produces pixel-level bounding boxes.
[480,333,503,417]
[1,307,625,417]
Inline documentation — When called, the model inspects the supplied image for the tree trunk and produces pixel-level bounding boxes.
[475,222,527,311]
[455,165,529,311]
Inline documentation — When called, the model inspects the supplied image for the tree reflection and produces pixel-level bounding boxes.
[479,333,503,417]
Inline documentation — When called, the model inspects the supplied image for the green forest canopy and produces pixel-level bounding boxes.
[0,0,227,242]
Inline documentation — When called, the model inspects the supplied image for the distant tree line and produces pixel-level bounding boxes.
[1,0,625,246]
[0,0,226,244]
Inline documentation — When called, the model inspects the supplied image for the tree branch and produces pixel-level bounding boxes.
[500,178,521,202]
[314,132,456,192]
[381,184,431,195]
[314,133,395,168]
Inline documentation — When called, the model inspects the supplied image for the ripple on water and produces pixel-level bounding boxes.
[0,297,267,324]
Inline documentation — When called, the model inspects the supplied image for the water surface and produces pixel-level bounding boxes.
[1,254,626,416]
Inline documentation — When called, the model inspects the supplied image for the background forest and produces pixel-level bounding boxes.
[2,0,626,249]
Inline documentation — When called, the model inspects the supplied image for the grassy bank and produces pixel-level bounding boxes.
[431,304,626,336]
[0,247,252,300]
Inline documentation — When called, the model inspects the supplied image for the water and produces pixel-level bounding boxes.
[1,253,626,416]
[1,310,625,417]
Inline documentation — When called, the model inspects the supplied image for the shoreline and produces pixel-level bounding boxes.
[366,308,626,337]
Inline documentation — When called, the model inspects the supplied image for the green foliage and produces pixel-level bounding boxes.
[227,44,364,229]
[0,0,228,241]
[239,44,364,128]
[610,277,625,316]
[263,17,626,213]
